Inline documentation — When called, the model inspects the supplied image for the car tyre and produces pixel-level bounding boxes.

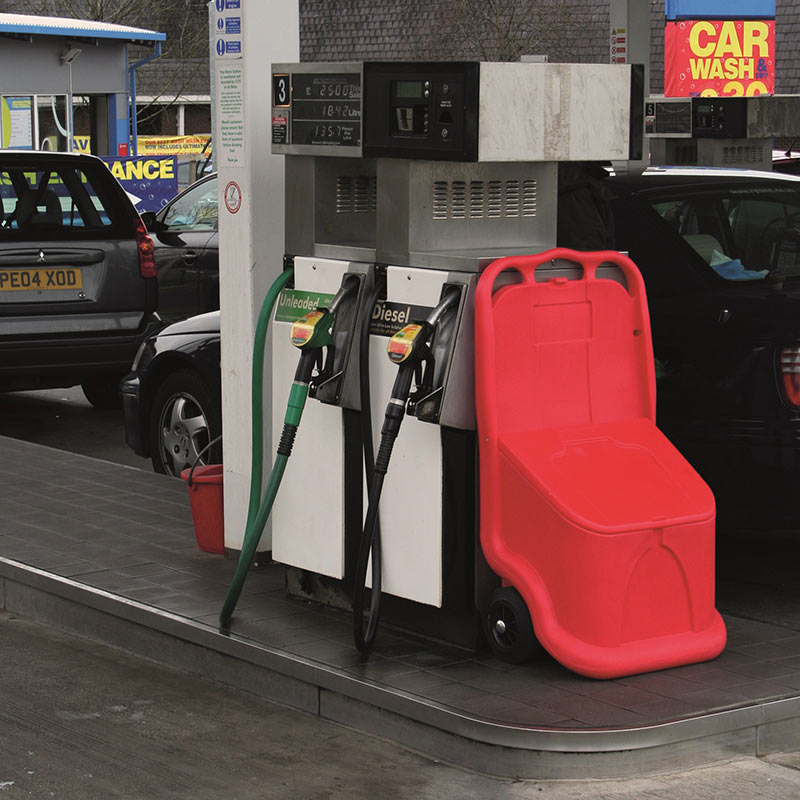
[81,376,123,410]
[149,369,222,477]
[485,586,537,664]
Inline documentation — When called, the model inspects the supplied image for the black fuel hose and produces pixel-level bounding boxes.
[353,278,385,654]
[353,362,415,656]
[352,288,460,656]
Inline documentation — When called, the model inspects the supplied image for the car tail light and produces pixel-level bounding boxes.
[780,345,800,406]
[136,220,157,279]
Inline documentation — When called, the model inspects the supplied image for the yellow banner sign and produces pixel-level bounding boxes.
[138,135,212,156]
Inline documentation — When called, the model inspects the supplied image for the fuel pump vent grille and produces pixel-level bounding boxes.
[433,181,449,219]
[721,144,766,165]
[487,181,503,218]
[431,179,537,220]
[451,180,467,219]
[336,175,377,214]
[522,180,537,217]
[470,181,485,218]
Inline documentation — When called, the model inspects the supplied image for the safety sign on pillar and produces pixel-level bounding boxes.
[610,28,627,65]
[214,0,243,58]
[664,0,776,97]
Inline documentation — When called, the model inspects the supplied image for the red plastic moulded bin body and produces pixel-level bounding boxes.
[474,248,726,679]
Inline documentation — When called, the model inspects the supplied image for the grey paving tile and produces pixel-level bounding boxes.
[730,639,800,660]
[428,660,507,683]
[395,647,472,670]
[562,679,671,710]
[630,697,703,722]
[671,665,764,690]
[726,658,800,680]
[484,704,573,727]
[284,639,365,669]
[674,686,750,711]
[47,560,99,577]
[343,658,419,682]
[383,669,455,693]
[718,679,795,702]
[618,671,705,699]
[233,623,324,649]
[445,692,530,717]
[425,681,487,706]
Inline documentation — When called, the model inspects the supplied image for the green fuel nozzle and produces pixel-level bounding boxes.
[289,275,361,396]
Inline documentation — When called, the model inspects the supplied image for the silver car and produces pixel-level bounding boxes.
[0,151,160,408]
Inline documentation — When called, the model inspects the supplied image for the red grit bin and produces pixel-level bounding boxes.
[474,248,727,679]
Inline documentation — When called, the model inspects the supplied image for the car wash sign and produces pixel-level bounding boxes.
[665,0,775,97]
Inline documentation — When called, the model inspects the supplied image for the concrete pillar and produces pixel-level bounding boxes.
[610,0,650,171]
[212,1,299,551]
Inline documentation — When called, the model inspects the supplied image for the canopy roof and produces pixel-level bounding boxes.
[0,12,164,44]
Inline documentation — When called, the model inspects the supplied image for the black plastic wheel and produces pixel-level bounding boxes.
[149,369,222,477]
[485,586,536,664]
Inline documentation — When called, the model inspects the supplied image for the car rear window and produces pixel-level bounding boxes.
[647,184,800,283]
[0,160,132,241]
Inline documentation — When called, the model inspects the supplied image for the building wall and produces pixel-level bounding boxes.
[300,0,798,95]
[137,0,800,135]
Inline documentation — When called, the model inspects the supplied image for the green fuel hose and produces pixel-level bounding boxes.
[219,267,295,627]
[245,268,294,533]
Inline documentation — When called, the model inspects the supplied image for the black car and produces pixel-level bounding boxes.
[0,151,160,409]
[141,173,219,325]
[125,167,800,528]
[609,166,800,526]
[120,311,221,476]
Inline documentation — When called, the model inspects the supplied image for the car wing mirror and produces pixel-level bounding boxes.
[140,210,165,233]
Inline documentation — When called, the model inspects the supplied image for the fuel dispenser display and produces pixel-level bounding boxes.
[646,94,800,170]
[233,57,728,678]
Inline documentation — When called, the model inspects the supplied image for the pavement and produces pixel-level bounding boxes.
[6,430,800,791]
[4,610,800,798]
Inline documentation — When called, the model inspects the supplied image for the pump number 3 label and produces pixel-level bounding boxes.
[224,180,242,214]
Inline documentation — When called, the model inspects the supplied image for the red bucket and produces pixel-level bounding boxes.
[181,464,225,554]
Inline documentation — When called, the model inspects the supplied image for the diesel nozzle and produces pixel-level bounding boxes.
[353,285,463,656]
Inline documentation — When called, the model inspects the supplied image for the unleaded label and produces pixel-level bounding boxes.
[274,289,334,323]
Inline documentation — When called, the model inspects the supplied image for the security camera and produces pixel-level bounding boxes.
[61,46,82,64]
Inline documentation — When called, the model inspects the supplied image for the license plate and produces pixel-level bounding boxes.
[0,268,82,291]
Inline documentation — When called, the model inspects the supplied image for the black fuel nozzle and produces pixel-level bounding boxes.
[376,287,461,469]
[383,286,460,415]
[326,274,360,316]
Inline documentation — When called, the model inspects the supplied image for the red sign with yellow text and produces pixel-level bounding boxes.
[665,19,774,97]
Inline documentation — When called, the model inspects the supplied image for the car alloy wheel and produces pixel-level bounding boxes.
[149,369,221,476]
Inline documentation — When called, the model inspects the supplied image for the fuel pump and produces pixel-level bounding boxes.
[646,95,800,170]
[261,59,644,658]
[353,286,461,653]
[220,275,360,626]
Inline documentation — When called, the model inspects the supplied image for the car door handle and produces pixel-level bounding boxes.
[183,251,198,266]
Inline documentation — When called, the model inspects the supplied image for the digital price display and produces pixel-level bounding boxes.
[290,73,362,147]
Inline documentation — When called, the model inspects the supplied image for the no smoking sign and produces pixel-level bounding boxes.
[224,180,242,214]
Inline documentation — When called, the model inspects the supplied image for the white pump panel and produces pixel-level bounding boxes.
[365,265,451,608]
[271,257,352,579]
